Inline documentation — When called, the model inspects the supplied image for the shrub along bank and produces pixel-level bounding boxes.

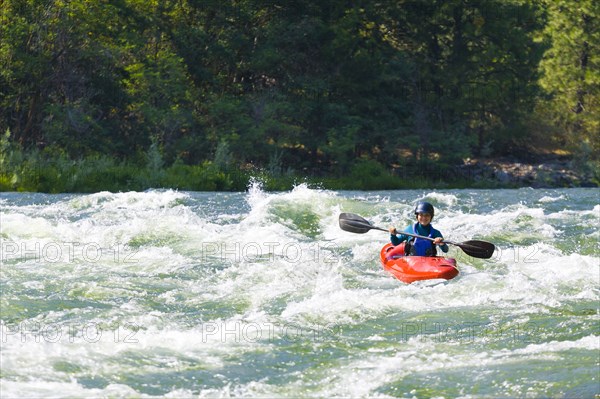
[1,138,596,193]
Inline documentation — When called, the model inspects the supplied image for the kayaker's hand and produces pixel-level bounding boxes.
[389,227,397,235]
[433,237,444,245]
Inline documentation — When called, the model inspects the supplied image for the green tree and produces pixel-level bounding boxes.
[1,0,136,155]
[538,0,599,157]
[1,0,590,191]
[396,0,543,159]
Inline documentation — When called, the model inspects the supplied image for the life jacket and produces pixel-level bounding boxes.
[405,223,437,256]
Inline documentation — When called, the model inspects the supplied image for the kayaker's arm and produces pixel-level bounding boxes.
[433,236,449,253]
[389,227,408,246]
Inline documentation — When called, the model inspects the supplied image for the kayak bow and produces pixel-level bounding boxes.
[380,243,459,283]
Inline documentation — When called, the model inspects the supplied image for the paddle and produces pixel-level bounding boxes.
[338,212,496,259]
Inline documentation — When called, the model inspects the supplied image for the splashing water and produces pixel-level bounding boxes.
[1,187,598,397]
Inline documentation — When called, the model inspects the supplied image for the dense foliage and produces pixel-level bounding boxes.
[1,0,598,191]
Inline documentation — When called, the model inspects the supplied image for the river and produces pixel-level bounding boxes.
[1,184,598,398]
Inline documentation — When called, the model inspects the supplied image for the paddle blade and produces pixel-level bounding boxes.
[454,240,496,259]
[338,213,375,234]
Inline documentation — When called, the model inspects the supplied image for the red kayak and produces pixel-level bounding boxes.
[380,243,459,283]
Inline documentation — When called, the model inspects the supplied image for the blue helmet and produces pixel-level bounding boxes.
[414,202,434,218]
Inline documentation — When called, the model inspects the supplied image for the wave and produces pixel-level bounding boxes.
[1,186,598,397]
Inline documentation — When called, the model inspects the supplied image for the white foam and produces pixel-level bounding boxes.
[538,195,566,203]
[0,381,142,398]
[315,335,599,397]
[2,187,599,397]
[421,192,459,207]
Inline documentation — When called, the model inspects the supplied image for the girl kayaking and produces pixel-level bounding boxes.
[388,202,449,256]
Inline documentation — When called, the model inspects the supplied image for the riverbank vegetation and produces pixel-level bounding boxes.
[1,0,598,192]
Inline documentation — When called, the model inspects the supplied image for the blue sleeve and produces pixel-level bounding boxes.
[390,231,409,246]
[431,228,449,253]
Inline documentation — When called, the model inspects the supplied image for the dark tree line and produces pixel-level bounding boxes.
[1,0,598,186]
